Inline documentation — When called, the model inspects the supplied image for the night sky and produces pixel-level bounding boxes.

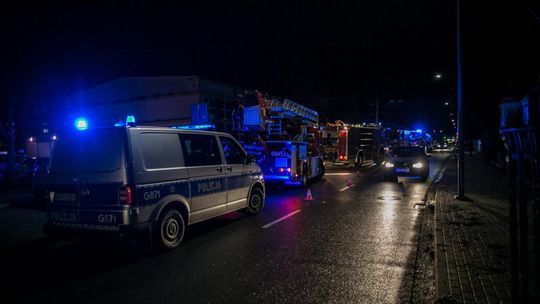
[2,0,539,139]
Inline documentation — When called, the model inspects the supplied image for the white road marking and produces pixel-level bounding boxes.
[324,173,353,176]
[262,210,302,229]
[339,185,354,192]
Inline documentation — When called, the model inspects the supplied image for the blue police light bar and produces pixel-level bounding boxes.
[74,117,89,131]
[174,124,216,130]
[126,115,136,126]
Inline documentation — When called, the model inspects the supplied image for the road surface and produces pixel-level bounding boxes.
[1,152,449,303]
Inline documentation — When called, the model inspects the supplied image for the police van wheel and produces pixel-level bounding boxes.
[246,188,264,215]
[155,208,185,250]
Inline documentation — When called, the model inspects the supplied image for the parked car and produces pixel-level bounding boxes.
[0,151,36,181]
[384,146,430,182]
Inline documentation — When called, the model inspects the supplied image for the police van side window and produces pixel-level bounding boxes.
[180,134,222,167]
[219,136,246,164]
[140,133,183,169]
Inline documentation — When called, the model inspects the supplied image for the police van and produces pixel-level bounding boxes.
[44,123,265,249]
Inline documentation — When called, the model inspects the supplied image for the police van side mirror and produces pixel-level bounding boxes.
[245,155,256,164]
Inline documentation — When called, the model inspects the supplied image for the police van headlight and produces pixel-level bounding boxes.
[385,162,394,168]
[412,162,423,168]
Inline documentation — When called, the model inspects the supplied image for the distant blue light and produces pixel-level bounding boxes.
[74,117,88,131]
[416,129,423,133]
[126,115,136,126]
[174,124,215,130]
[264,175,291,181]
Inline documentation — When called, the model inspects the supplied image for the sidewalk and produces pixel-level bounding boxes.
[434,153,512,303]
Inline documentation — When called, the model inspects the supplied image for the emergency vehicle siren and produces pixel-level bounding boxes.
[304,188,314,201]
[126,115,136,126]
[74,117,88,131]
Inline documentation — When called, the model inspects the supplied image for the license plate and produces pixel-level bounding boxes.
[396,168,410,173]
[54,192,77,202]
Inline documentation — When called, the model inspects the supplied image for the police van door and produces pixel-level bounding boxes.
[219,136,251,211]
[180,134,227,223]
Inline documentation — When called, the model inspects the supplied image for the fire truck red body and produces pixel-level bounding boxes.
[321,122,384,168]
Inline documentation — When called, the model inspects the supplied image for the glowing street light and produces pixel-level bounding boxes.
[435,73,443,79]
[445,102,449,106]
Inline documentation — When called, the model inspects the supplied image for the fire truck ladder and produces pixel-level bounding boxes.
[265,97,318,136]
[264,98,319,123]
[268,120,282,136]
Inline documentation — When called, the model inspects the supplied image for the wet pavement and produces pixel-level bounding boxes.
[0,153,449,304]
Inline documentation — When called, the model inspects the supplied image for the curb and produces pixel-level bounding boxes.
[425,156,451,300]
[408,155,451,302]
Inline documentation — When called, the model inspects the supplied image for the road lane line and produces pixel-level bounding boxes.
[339,185,354,192]
[262,210,302,229]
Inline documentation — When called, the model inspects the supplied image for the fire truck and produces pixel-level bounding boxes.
[321,122,385,168]
[402,129,433,152]
[232,90,325,186]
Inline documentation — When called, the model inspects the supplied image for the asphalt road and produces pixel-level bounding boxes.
[1,152,449,304]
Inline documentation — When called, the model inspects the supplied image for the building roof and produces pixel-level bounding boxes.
[67,76,234,105]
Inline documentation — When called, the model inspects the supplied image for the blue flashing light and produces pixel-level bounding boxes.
[74,117,88,131]
[416,129,423,133]
[114,121,124,127]
[264,175,291,181]
[175,124,216,130]
[126,115,136,126]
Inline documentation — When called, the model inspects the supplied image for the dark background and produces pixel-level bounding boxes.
[1,0,539,142]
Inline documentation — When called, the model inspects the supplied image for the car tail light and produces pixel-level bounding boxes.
[279,167,284,173]
[119,185,133,205]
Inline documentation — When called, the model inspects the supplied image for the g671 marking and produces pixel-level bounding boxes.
[98,214,117,223]
[143,190,161,201]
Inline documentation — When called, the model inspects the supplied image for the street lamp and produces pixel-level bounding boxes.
[445,102,449,106]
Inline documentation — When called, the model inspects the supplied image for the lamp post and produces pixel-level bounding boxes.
[434,0,469,201]
[455,0,468,200]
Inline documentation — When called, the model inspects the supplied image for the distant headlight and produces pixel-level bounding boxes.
[413,162,423,168]
[385,162,394,168]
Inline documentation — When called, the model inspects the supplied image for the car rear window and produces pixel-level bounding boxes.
[49,128,125,173]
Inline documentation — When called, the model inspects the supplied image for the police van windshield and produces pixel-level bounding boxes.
[49,128,124,173]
